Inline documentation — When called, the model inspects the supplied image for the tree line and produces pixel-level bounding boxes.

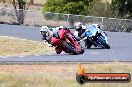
[0,0,131,25]
[43,0,132,19]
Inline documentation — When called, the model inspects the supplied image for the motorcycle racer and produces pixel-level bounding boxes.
[80,24,109,48]
[40,26,79,54]
[40,26,64,54]
[74,22,86,38]
[40,26,54,47]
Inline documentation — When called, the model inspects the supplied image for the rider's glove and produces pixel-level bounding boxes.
[47,44,53,47]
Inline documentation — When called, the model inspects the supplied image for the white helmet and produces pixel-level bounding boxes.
[55,26,64,31]
[59,26,64,29]
[40,26,49,32]
[55,27,60,31]
[74,22,83,30]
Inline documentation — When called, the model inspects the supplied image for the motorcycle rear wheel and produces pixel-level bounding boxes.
[85,39,92,48]
[98,37,110,49]
[78,45,85,54]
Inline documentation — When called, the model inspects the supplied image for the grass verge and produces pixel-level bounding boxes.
[0,36,55,57]
[0,63,131,87]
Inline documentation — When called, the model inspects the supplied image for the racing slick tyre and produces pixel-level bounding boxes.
[98,37,110,49]
[85,39,92,48]
[86,42,92,48]
[79,45,85,54]
[62,41,79,55]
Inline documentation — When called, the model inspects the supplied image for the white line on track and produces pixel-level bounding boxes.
[0,36,39,42]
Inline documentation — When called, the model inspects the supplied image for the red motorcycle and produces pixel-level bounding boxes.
[51,28,84,55]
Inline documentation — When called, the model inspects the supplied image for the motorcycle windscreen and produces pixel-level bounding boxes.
[87,25,98,36]
[85,31,92,37]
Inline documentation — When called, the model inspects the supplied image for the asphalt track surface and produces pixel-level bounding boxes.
[0,24,132,62]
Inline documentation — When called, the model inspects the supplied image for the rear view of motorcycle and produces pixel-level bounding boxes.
[82,24,110,49]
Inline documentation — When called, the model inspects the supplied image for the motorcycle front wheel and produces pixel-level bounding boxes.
[62,41,79,55]
[85,39,92,49]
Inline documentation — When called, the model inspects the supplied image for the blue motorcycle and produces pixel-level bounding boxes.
[82,24,110,49]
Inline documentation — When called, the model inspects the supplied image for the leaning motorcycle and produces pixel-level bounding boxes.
[51,28,85,55]
[82,25,110,49]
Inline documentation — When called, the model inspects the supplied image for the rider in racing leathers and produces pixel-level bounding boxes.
[40,26,54,47]
[40,26,75,54]
[80,24,107,48]
[40,26,63,54]
[74,22,86,38]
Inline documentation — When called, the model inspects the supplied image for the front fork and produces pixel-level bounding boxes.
[66,35,81,51]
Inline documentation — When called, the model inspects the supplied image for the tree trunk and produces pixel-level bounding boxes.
[17,0,25,24]
[17,9,25,24]
[30,0,34,4]
[12,0,25,25]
